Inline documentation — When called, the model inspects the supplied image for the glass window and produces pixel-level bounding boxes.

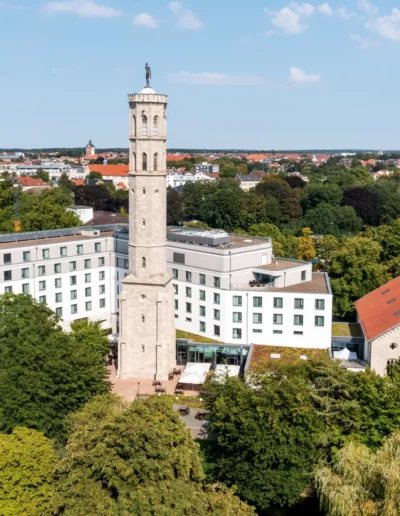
[22,283,30,294]
[142,153,147,170]
[71,290,77,300]
[42,249,50,260]
[54,263,61,273]
[95,242,101,252]
[175,299,178,310]
[214,325,220,336]
[23,251,31,262]
[39,295,46,304]
[85,287,91,297]
[38,266,45,277]
[98,257,105,266]
[71,304,78,314]
[199,321,206,333]
[253,313,262,324]
[60,247,67,257]
[186,271,192,282]
[4,253,11,264]
[70,261,76,271]
[315,316,325,327]
[4,270,11,281]
[21,268,29,279]
[315,299,325,310]
[233,296,242,307]
[199,290,206,301]
[100,298,106,308]
[142,115,147,136]
[153,115,158,135]
[214,277,220,288]
[55,293,62,303]
[39,281,46,291]
[199,273,205,285]
[99,271,105,281]
[294,298,304,309]
[77,245,83,255]
[253,297,262,308]
[153,153,158,171]
[85,301,92,311]
[199,305,206,317]
[172,268,178,279]
[70,276,77,286]
[233,328,242,339]
[56,307,63,317]
[233,312,242,323]
[4,286,12,293]
[273,297,283,308]
[99,285,106,295]
[85,273,91,283]
[214,293,220,305]
[124,259,129,269]
[294,315,304,326]
[214,309,220,320]
[186,302,192,313]
[186,287,192,298]
[273,330,283,334]
[301,270,306,281]
[273,314,283,325]
[84,259,91,269]
[55,278,62,288]
[173,284,178,294]
[294,331,303,335]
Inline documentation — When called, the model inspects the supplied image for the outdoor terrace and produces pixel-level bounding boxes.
[232,273,330,294]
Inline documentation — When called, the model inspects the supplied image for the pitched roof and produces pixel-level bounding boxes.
[116,182,127,189]
[88,164,129,177]
[355,276,400,341]
[18,177,49,187]
[72,179,84,186]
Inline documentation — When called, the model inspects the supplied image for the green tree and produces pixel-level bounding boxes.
[297,227,316,261]
[185,220,210,230]
[239,193,281,228]
[302,183,343,211]
[86,171,103,182]
[315,235,339,271]
[0,427,57,516]
[302,203,363,237]
[166,187,183,225]
[57,172,75,191]
[34,168,50,183]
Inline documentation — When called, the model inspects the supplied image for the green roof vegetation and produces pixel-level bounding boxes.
[176,329,222,344]
[332,323,363,337]
[249,345,329,373]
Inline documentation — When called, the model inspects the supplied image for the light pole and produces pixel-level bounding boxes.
[137,382,140,400]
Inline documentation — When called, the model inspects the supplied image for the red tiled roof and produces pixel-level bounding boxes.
[72,179,84,186]
[247,154,268,161]
[355,276,400,341]
[18,177,49,187]
[116,182,127,189]
[88,164,129,177]
[167,154,192,161]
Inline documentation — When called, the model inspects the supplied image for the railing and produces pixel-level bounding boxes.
[231,283,276,290]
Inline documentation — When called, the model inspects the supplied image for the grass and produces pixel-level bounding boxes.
[151,393,206,408]
[332,323,363,337]
[176,329,222,344]
[249,345,329,373]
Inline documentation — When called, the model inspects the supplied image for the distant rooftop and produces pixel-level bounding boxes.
[167,227,271,249]
[255,258,308,272]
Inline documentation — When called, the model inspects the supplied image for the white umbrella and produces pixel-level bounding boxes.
[180,371,205,385]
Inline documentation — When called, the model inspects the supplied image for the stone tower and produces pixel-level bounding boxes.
[118,80,176,380]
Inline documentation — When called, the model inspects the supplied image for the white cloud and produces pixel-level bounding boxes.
[358,0,378,15]
[349,33,380,49]
[133,12,159,29]
[366,8,400,41]
[336,8,355,21]
[43,0,122,18]
[168,72,264,86]
[290,67,321,84]
[168,2,203,30]
[318,3,332,16]
[264,3,323,34]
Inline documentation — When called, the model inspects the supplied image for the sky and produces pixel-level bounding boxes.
[0,0,400,150]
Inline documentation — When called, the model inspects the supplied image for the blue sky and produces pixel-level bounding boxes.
[0,0,400,149]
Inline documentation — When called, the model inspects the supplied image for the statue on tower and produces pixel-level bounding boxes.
[145,63,151,87]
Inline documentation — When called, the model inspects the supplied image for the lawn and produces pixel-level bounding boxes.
[332,323,363,337]
[176,329,222,344]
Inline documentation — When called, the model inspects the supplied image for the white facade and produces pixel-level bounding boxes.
[67,206,93,224]
[16,164,72,181]
[166,171,215,189]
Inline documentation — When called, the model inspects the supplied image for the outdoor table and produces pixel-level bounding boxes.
[195,409,209,420]
[175,388,184,395]
[168,372,174,380]
[152,380,162,386]
[178,405,190,416]
[155,386,166,393]
[173,368,181,375]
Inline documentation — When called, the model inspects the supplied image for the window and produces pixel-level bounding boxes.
[186,287,192,298]
[55,278,62,288]
[253,329,262,333]
[132,152,136,169]
[71,290,77,300]
[301,271,306,281]
[142,115,147,136]
[22,283,30,294]
[273,330,283,334]
[84,259,91,269]
[186,317,192,322]
[142,153,147,171]
[233,328,242,339]
[172,268,178,279]
[98,257,105,266]
[214,325,220,337]
[4,270,11,281]
[124,259,129,269]
[294,315,304,326]
[55,293,62,303]
[71,304,78,314]
[153,115,158,135]
[60,247,67,257]
[95,242,101,253]
[54,263,61,273]
[4,286,12,293]
[132,115,136,136]
[99,271,105,281]
[253,313,262,324]
[142,187,146,195]
[199,305,206,317]
[153,153,158,171]
[173,252,185,264]
[233,296,242,307]
[233,312,242,323]
[214,293,220,305]
[274,297,283,308]
[85,301,92,311]
[70,276,77,286]
[173,284,178,294]
[214,277,220,288]
[294,298,304,309]
[70,261,76,271]
[39,295,46,304]
[198,320,207,334]
[315,316,325,327]
[214,309,220,320]
[99,285,106,295]
[273,314,283,325]
[253,297,262,308]
[56,307,63,317]
[186,302,192,313]
[199,290,206,301]
[175,299,178,310]
[100,298,106,308]
[315,299,325,310]
[294,331,303,335]
[39,281,46,291]
[21,268,29,279]
[186,271,192,282]
[23,251,31,262]
[38,266,45,277]
[4,253,11,264]
[85,273,91,283]
[42,249,50,260]
[142,257,146,268]
[85,287,91,297]
[199,273,206,285]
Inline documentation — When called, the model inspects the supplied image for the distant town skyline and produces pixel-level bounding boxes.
[1,0,400,149]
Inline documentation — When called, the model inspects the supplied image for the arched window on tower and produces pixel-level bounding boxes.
[132,115,136,136]
[132,152,136,170]
[142,115,147,136]
[154,153,158,171]
[142,153,147,171]
[142,219,146,226]
[153,116,159,136]
[143,187,146,195]
[142,257,146,268]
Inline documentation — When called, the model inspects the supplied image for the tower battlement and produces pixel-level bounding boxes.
[128,93,168,103]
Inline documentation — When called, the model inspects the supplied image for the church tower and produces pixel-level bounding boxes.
[118,70,176,380]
